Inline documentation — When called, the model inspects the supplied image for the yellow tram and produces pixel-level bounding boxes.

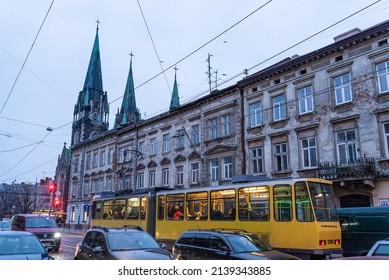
[90,177,342,259]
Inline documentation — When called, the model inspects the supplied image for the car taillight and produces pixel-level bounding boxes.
[319,240,326,246]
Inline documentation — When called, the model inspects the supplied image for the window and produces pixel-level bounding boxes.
[186,192,208,220]
[118,147,124,163]
[191,124,200,144]
[86,154,91,170]
[238,186,269,221]
[301,137,317,168]
[74,156,79,173]
[336,129,358,165]
[149,170,156,187]
[298,86,314,114]
[138,173,144,189]
[162,134,170,153]
[334,73,352,105]
[176,129,185,148]
[250,102,262,127]
[150,138,157,155]
[108,148,114,164]
[209,118,218,139]
[272,95,286,121]
[138,141,145,156]
[251,147,264,174]
[295,182,314,222]
[84,181,89,195]
[99,177,104,192]
[162,168,169,186]
[377,61,389,93]
[93,152,98,168]
[274,143,288,171]
[273,185,292,221]
[210,160,219,181]
[106,176,112,191]
[91,180,97,194]
[177,166,184,185]
[191,162,199,184]
[223,157,233,179]
[222,114,232,136]
[384,123,389,158]
[210,189,236,220]
[100,150,105,166]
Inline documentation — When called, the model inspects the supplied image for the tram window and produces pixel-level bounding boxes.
[186,192,208,221]
[93,201,103,219]
[294,182,314,222]
[167,193,185,220]
[113,199,126,219]
[238,186,269,221]
[140,196,147,220]
[157,195,165,220]
[210,189,236,220]
[103,200,113,219]
[273,185,292,222]
[126,198,140,220]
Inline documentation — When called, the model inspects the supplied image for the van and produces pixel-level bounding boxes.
[337,207,389,256]
[11,214,61,251]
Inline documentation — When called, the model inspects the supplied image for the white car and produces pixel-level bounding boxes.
[367,238,389,256]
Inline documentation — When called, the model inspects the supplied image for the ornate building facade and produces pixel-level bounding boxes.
[66,20,389,230]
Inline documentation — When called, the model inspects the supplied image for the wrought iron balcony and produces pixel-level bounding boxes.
[318,157,376,180]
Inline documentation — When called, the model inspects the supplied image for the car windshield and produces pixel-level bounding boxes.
[372,244,389,256]
[1,221,11,230]
[26,217,57,228]
[223,234,260,253]
[0,235,47,255]
[242,233,272,251]
[107,231,160,251]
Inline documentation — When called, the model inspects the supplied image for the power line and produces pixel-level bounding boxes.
[0,0,55,116]
[137,0,171,94]
[109,0,273,105]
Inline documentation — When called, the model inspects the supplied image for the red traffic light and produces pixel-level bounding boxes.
[53,197,61,208]
[48,182,56,192]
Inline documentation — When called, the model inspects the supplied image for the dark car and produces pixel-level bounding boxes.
[74,225,174,260]
[0,231,54,260]
[172,229,300,260]
[11,214,61,251]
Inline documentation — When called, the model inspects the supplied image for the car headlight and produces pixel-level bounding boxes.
[54,232,61,238]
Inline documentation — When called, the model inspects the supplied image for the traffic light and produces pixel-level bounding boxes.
[53,197,61,208]
[48,182,56,192]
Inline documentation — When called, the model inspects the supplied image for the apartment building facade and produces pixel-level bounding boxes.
[66,20,389,230]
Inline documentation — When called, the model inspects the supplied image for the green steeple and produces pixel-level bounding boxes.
[83,25,103,92]
[169,66,180,110]
[115,53,141,127]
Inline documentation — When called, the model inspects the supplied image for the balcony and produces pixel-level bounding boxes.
[318,157,376,180]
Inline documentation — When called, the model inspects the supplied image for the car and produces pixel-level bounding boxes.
[0,220,11,231]
[172,229,300,260]
[367,238,389,256]
[74,225,174,260]
[0,231,54,260]
[11,214,61,251]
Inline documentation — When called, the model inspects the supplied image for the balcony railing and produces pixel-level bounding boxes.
[318,157,376,180]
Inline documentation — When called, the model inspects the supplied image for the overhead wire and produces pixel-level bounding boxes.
[0,0,55,116]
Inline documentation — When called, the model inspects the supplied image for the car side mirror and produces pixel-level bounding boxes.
[159,243,167,249]
[93,246,104,253]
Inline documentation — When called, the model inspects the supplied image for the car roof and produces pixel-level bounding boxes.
[0,231,34,236]
[89,225,145,233]
[13,214,54,218]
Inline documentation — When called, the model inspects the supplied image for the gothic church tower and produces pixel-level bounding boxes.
[72,23,109,146]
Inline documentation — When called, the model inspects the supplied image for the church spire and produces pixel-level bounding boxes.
[83,19,103,92]
[115,52,141,127]
[71,20,109,146]
[169,66,180,110]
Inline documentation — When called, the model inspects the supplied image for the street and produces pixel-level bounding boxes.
[51,232,83,260]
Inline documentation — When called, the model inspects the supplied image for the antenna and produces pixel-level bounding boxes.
[206,53,213,93]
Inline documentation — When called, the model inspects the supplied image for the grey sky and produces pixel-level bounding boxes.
[1,0,388,184]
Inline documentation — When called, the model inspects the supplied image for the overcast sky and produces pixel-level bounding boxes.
[1,0,389,184]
